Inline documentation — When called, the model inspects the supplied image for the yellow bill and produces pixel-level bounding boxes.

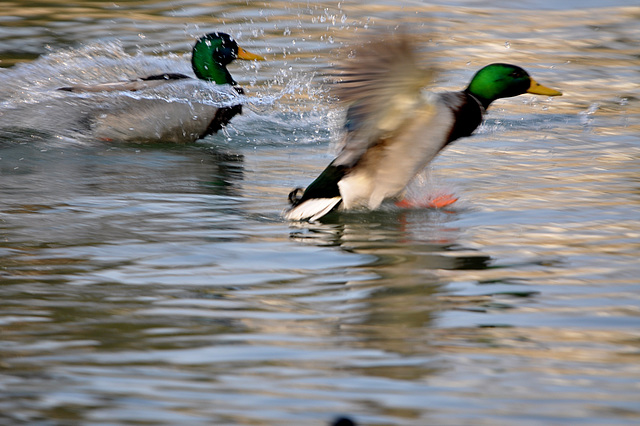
[237,46,266,61]
[527,78,562,96]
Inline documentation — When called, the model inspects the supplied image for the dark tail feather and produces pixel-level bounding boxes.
[284,164,347,221]
[288,187,305,206]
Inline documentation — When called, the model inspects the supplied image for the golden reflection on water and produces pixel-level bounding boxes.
[1,0,640,424]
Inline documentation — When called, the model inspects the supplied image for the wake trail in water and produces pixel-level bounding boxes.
[0,42,323,145]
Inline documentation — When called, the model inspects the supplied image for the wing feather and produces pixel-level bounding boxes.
[329,32,437,167]
[58,73,191,93]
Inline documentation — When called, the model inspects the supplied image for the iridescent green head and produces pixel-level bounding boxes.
[465,63,561,109]
[191,32,265,85]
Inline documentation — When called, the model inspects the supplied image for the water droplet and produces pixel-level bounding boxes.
[504,41,511,49]
[579,102,600,125]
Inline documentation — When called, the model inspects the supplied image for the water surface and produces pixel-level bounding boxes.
[1,1,640,425]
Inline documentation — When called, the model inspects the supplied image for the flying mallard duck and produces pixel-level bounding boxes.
[58,32,265,143]
[285,33,561,221]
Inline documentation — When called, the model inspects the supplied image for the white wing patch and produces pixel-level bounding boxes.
[284,197,342,222]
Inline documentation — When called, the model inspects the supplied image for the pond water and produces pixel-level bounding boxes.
[1,1,640,425]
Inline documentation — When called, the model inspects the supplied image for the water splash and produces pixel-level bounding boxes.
[578,102,600,128]
[0,42,291,144]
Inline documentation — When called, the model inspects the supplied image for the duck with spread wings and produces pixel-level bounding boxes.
[285,33,561,221]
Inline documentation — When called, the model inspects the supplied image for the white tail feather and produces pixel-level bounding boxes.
[284,197,342,222]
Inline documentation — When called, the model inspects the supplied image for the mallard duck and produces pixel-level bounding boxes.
[285,34,561,221]
[58,32,265,143]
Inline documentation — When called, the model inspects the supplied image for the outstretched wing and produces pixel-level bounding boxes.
[329,32,437,167]
[58,73,191,93]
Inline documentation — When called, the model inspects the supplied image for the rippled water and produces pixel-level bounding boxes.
[1,1,640,425]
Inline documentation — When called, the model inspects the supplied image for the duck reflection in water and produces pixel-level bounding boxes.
[288,209,494,389]
[289,208,491,273]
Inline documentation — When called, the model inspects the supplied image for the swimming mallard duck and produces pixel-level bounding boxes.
[58,32,265,143]
[285,34,561,221]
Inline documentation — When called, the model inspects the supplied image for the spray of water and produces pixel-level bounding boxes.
[0,42,331,146]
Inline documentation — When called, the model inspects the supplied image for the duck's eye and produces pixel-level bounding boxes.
[510,71,522,78]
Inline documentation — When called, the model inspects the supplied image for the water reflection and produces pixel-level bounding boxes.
[290,209,491,270]
[2,0,640,425]
[0,144,246,287]
[286,209,496,365]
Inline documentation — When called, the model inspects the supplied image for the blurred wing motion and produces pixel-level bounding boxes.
[286,32,456,221]
[331,33,438,167]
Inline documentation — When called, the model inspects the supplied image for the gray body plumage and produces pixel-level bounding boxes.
[60,78,242,143]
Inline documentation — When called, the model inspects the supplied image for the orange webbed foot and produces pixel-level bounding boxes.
[395,199,414,209]
[427,193,458,209]
[395,193,458,210]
